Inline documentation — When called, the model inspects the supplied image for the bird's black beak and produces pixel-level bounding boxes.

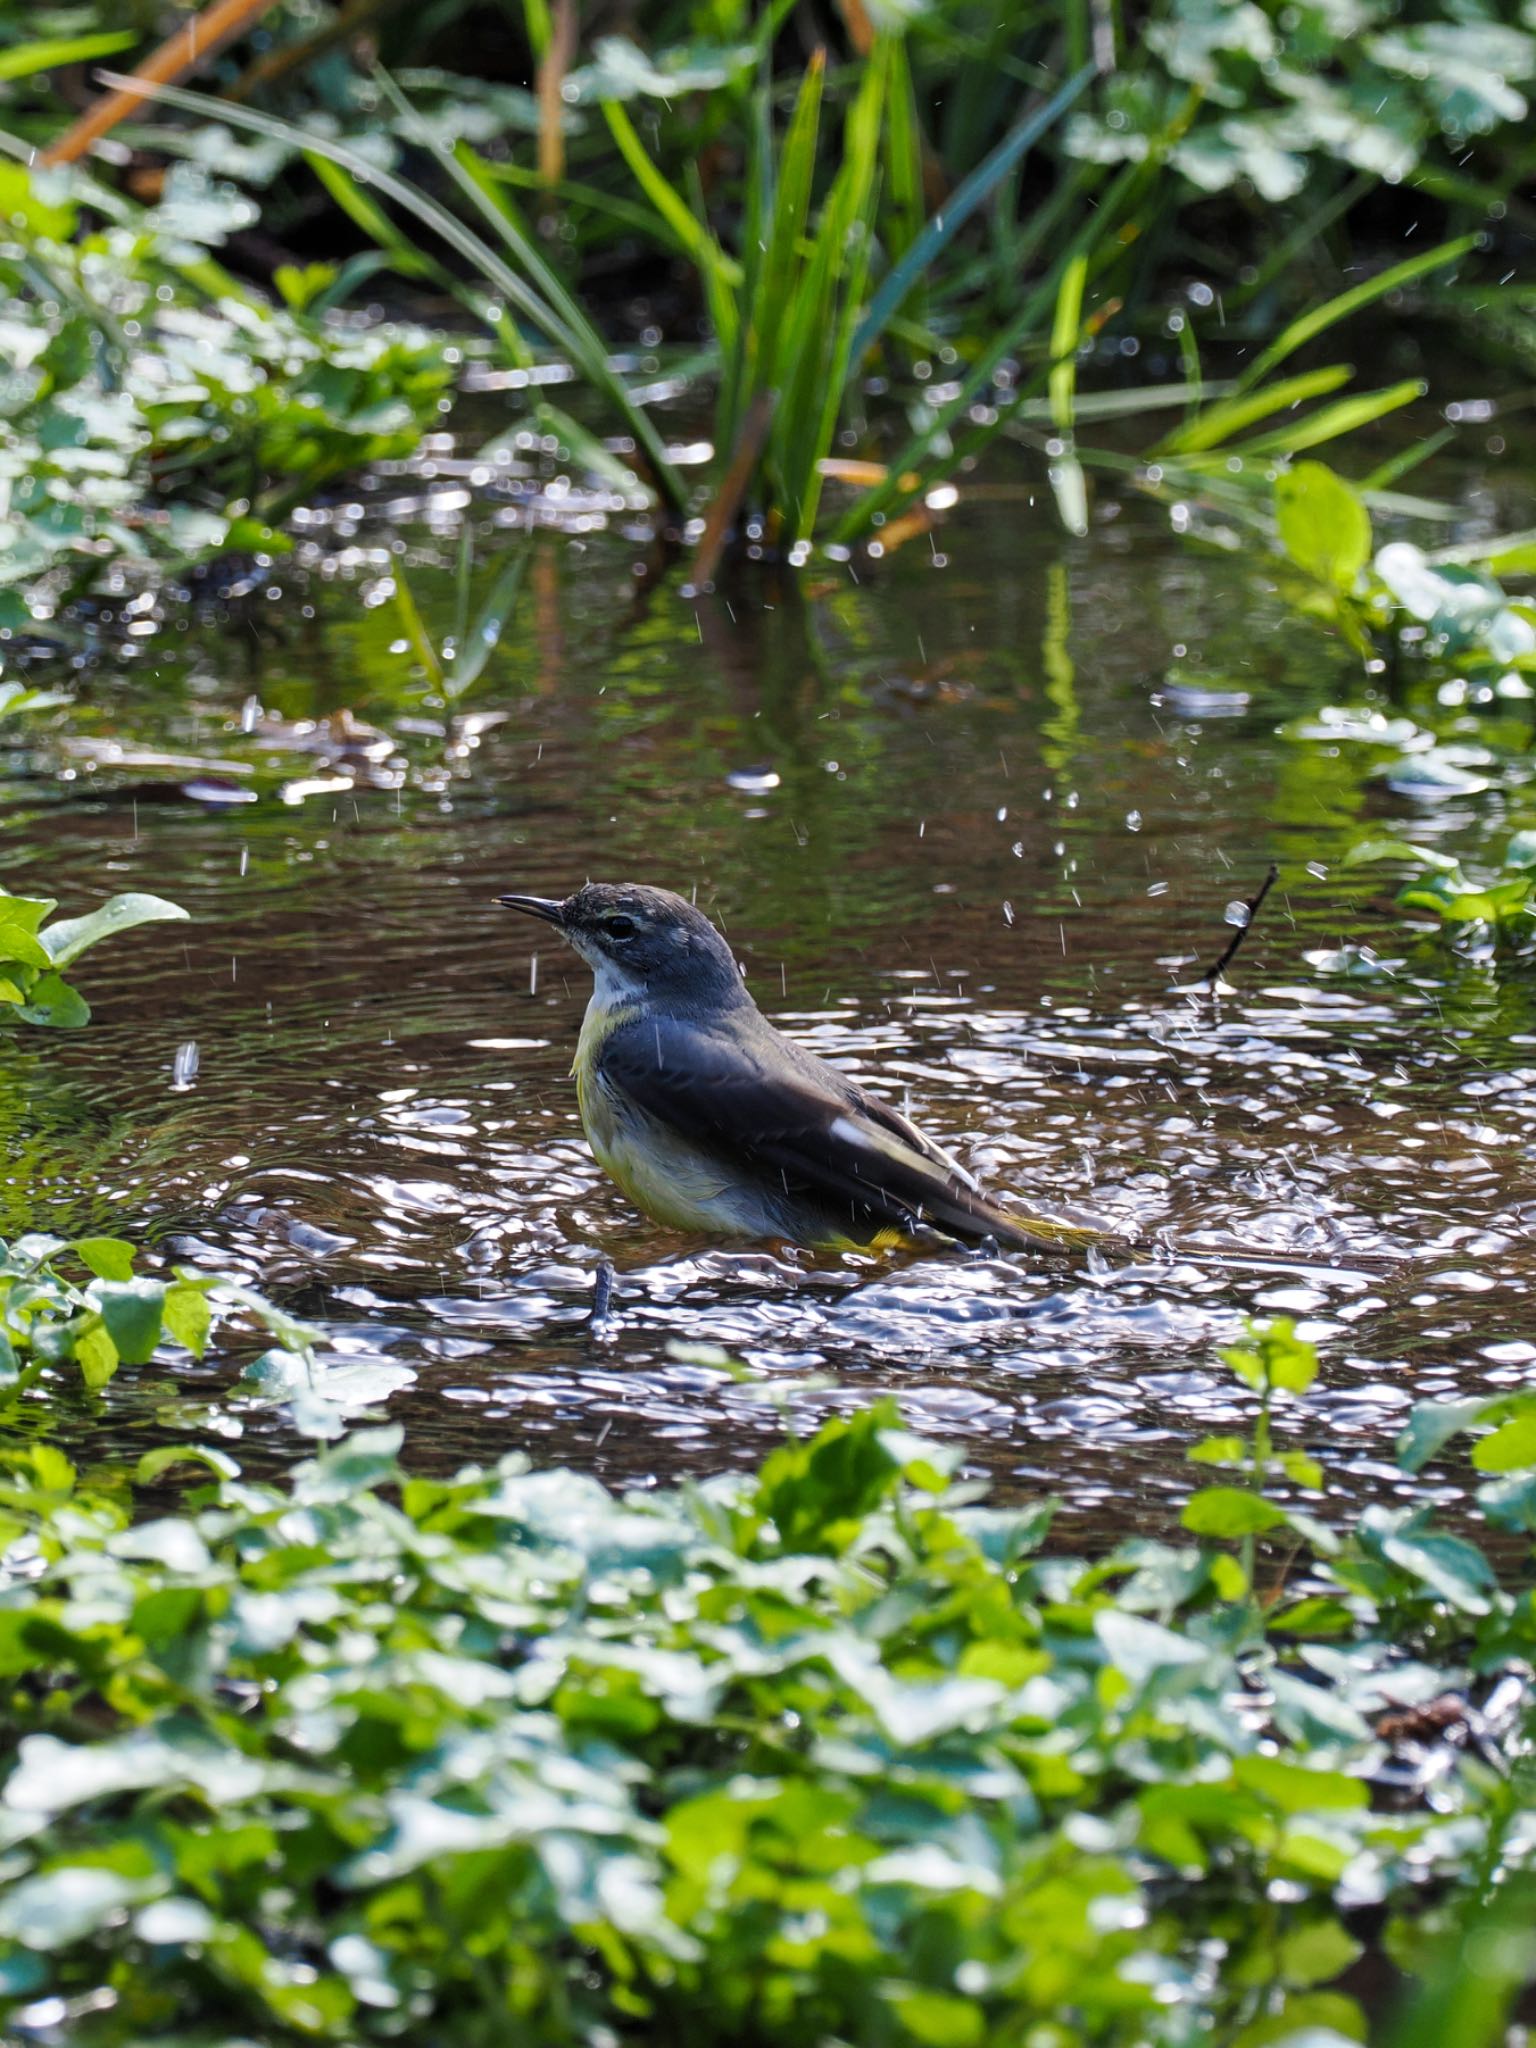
[498,893,566,927]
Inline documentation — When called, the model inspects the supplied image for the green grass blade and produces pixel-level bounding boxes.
[850,63,1094,362]
[372,67,687,512]
[1047,252,1089,538]
[474,159,673,245]
[452,525,473,671]
[389,562,443,691]
[602,101,740,290]
[1048,253,1086,433]
[0,31,137,80]
[1359,426,1455,494]
[1156,365,1354,456]
[1236,236,1479,393]
[747,53,825,405]
[1224,378,1425,460]
[1425,525,1536,574]
[304,152,432,279]
[882,33,925,326]
[834,158,1144,542]
[602,98,740,362]
[779,47,886,538]
[448,544,528,698]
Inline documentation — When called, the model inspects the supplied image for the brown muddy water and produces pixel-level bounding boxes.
[4,437,1536,1537]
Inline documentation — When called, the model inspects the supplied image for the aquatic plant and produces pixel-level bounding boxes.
[1343,833,1536,947]
[388,529,529,701]
[1,1329,1533,2043]
[0,1230,319,1399]
[0,889,186,1029]
[0,155,452,626]
[1065,0,1535,226]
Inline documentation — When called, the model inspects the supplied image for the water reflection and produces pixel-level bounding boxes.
[6,449,1536,1539]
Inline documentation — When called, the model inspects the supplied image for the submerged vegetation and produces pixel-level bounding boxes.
[4,1331,1536,2046]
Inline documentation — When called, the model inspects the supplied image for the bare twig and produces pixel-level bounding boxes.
[537,0,578,194]
[1198,862,1278,991]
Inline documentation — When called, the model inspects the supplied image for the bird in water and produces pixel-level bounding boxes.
[500,882,1096,1255]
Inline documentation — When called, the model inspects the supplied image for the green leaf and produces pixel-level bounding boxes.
[1182,1488,1289,1537]
[40,894,189,970]
[73,1320,119,1390]
[1262,1323,1321,1394]
[1234,1755,1369,1814]
[886,1986,985,2047]
[0,895,57,936]
[1278,1918,1364,1988]
[71,1238,137,1284]
[1189,1435,1249,1467]
[1094,1609,1211,1682]
[755,1403,906,1552]
[92,1279,166,1367]
[0,1867,159,1950]
[1236,236,1478,393]
[0,923,50,971]
[133,1443,239,1483]
[1365,1510,1496,1614]
[1279,1450,1324,1490]
[1221,1320,1319,1395]
[1471,1412,1536,1474]
[161,1284,212,1359]
[1340,839,1460,873]
[17,973,89,1029]
[1276,462,1372,592]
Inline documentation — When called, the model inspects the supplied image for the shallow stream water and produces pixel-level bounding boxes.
[6,430,1536,1537]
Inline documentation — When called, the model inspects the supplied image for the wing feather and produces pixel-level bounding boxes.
[598,1010,1090,1251]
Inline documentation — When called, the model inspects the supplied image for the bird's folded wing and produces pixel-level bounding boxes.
[599,1014,1089,1249]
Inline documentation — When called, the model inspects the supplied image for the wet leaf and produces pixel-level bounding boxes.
[40,893,190,970]
[161,1284,212,1358]
[1182,1487,1289,1536]
[15,972,89,1029]
[1234,1755,1368,1814]
[1470,1412,1536,1474]
[71,1238,136,1283]
[1276,461,1371,592]
[92,1279,166,1367]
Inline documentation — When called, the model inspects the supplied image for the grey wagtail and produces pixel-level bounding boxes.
[500,882,1095,1255]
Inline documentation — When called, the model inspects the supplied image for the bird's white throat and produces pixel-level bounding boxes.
[575,944,648,1015]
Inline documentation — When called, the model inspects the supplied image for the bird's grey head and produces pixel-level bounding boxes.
[499,882,746,1011]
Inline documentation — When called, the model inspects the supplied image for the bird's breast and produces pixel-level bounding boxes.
[573,1003,783,1236]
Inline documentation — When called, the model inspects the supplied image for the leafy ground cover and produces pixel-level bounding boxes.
[0,1327,1533,2044]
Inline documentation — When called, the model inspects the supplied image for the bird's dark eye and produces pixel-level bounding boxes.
[605,914,638,940]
